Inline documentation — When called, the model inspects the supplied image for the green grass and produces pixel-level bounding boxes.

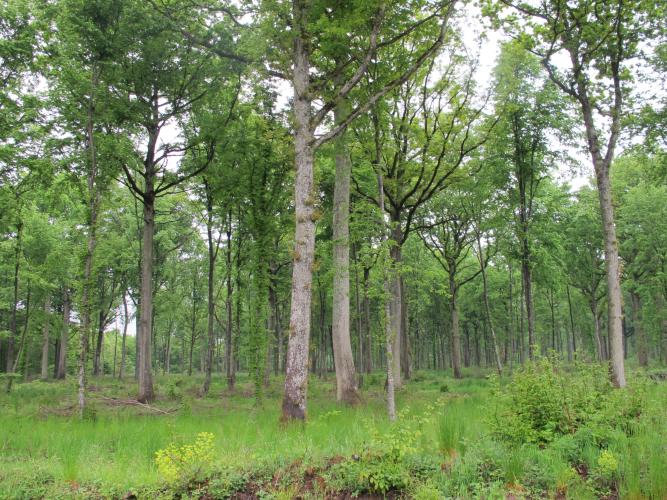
[0,368,664,498]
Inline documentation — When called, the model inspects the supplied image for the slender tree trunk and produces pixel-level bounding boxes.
[225,210,235,389]
[282,6,316,421]
[202,181,217,395]
[363,266,372,373]
[40,297,51,380]
[377,169,396,421]
[352,244,364,374]
[6,285,30,392]
[400,278,411,380]
[591,296,604,361]
[6,217,22,373]
[119,293,129,379]
[566,285,576,361]
[93,311,105,376]
[57,291,70,379]
[449,271,462,379]
[78,68,101,416]
[389,225,403,389]
[630,290,648,367]
[522,253,535,358]
[331,95,360,405]
[579,92,626,386]
[137,192,155,402]
[476,234,502,375]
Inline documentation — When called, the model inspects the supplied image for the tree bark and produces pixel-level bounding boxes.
[449,270,462,379]
[40,297,51,380]
[630,290,648,367]
[476,234,502,375]
[202,180,217,395]
[93,310,105,376]
[119,292,129,379]
[225,209,235,389]
[6,285,30,392]
[282,3,316,421]
[389,225,403,388]
[56,290,70,379]
[331,95,360,405]
[591,296,604,361]
[6,216,22,374]
[137,192,155,402]
[579,84,626,387]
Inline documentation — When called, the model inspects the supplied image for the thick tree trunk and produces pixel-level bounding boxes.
[449,271,462,379]
[56,291,70,379]
[282,8,316,421]
[40,297,51,380]
[630,290,648,367]
[137,193,155,402]
[331,97,359,405]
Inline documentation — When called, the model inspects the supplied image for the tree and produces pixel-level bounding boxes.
[493,0,658,386]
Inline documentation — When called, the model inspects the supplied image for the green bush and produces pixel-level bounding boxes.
[488,356,644,446]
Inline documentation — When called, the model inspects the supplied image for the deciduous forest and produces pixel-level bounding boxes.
[1,0,666,498]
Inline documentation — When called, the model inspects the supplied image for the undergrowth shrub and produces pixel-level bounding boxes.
[326,403,443,495]
[155,432,215,484]
[488,355,646,446]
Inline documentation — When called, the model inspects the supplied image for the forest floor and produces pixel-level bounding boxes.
[0,366,665,499]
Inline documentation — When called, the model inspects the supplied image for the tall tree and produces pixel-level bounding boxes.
[494,0,657,386]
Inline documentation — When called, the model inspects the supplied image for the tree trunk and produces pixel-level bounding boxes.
[40,297,51,380]
[137,192,155,402]
[282,7,316,421]
[389,225,403,388]
[591,296,604,361]
[630,290,648,367]
[56,290,70,379]
[579,92,626,386]
[521,253,535,359]
[202,181,217,395]
[331,96,360,405]
[225,210,235,389]
[119,293,129,379]
[377,170,396,421]
[78,68,101,417]
[476,234,502,375]
[566,285,576,361]
[449,270,462,379]
[363,266,372,373]
[400,278,411,380]
[6,213,22,373]
[6,285,30,392]
[93,310,105,376]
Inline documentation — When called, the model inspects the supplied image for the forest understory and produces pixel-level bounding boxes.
[1,363,666,499]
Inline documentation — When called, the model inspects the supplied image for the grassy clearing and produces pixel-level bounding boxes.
[0,367,664,499]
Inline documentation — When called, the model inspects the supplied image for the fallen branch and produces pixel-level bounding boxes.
[96,396,178,415]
